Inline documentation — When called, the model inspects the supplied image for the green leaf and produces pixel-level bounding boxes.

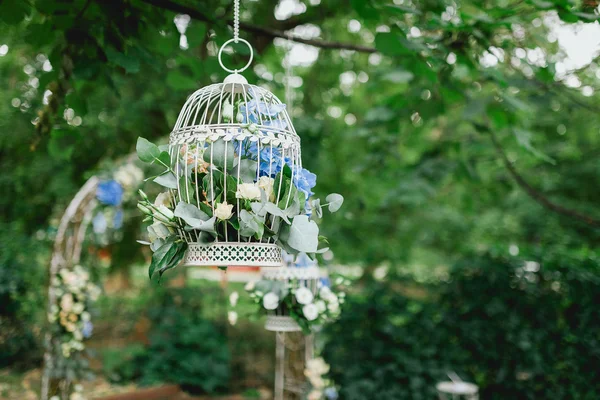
[185,216,217,234]
[311,198,323,218]
[288,215,319,253]
[166,70,197,90]
[158,241,188,278]
[174,201,209,224]
[264,202,291,224]
[513,129,556,164]
[375,32,407,56]
[239,210,262,238]
[186,22,207,48]
[157,151,171,167]
[137,137,160,163]
[154,172,178,189]
[149,238,176,279]
[48,129,79,161]
[238,158,257,183]
[104,46,140,74]
[179,174,195,203]
[204,140,235,170]
[326,194,344,212]
[0,0,31,24]
[385,4,422,15]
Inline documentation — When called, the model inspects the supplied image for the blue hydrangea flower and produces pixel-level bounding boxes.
[82,321,93,338]
[96,180,123,206]
[295,253,316,268]
[294,167,317,199]
[319,277,331,288]
[324,387,338,400]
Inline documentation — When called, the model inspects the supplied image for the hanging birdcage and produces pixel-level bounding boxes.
[169,68,301,267]
[135,0,343,276]
[263,253,320,332]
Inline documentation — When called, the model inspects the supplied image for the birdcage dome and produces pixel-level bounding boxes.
[166,73,303,268]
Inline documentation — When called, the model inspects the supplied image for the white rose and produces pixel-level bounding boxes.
[257,176,275,201]
[302,303,319,321]
[81,311,91,322]
[228,311,238,326]
[236,183,261,200]
[295,287,314,305]
[153,204,175,223]
[148,222,172,242]
[229,291,239,307]
[154,191,173,208]
[316,300,326,313]
[215,201,234,220]
[319,286,332,299]
[263,292,280,310]
[245,281,256,291]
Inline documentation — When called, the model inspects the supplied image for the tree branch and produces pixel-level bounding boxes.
[140,0,377,53]
[486,126,600,228]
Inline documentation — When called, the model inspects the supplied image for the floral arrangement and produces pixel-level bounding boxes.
[304,357,338,400]
[135,96,343,278]
[48,265,100,389]
[243,275,347,334]
[92,164,144,245]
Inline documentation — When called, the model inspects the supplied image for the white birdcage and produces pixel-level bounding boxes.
[263,253,320,332]
[165,6,307,268]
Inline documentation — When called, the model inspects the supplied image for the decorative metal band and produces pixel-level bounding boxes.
[265,315,302,332]
[261,266,321,281]
[184,242,283,267]
[169,124,300,148]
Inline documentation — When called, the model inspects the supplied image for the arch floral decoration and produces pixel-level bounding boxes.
[41,162,144,400]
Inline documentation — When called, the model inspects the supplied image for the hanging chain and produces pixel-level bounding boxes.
[285,34,293,118]
[233,0,240,43]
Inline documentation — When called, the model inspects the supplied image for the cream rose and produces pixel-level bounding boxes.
[215,201,234,220]
[236,183,261,200]
[263,292,280,310]
[154,191,173,208]
[302,303,319,321]
[295,287,314,305]
[257,176,275,201]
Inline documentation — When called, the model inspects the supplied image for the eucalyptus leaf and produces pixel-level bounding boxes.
[288,215,319,253]
[239,210,261,238]
[174,201,209,226]
[137,137,160,163]
[154,171,178,189]
[311,198,322,218]
[264,202,291,224]
[156,151,171,167]
[326,193,344,212]
[204,139,235,170]
[238,158,258,183]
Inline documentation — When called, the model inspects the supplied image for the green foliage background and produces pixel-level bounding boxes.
[0,0,599,397]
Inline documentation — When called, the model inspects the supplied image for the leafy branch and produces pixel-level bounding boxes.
[479,124,600,228]
[140,0,377,53]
